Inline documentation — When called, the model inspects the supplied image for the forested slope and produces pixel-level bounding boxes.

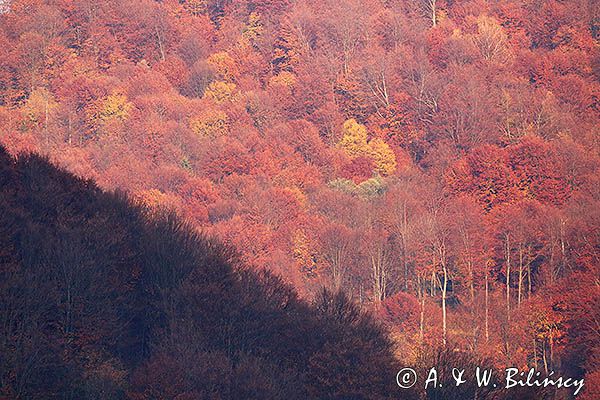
[0,145,400,399]
[0,0,599,397]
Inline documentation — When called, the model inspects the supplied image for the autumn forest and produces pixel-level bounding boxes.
[0,0,599,398]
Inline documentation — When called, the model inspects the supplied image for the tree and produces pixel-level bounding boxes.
[415,191,452,347]
[202,80,238,103]
[417,0,443,28]
[319,0,371,76]
[339,119,397,176]
[207,51,238,82]
[86,90,134,135]
[471,15,511,63]
[318,222,354,290]
[447,195,491,350]
[368,138,397,175]
[190,109,230,138]
[507,135,572,205]
[446,144,520,210]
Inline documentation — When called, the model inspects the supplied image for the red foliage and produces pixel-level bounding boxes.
[0,0,598,386]
[340,156,374,183]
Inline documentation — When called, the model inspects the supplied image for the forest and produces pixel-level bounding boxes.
[0,146,403,398]
[0,0,599,398]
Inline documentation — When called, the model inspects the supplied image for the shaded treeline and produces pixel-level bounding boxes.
[0,145,400,399]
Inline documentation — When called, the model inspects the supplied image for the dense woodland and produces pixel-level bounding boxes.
[0,147,554,399]
[0,0,599,398]
[0,146,404,398]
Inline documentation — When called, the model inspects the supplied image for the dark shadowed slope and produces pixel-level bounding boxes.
[0,145,403,400]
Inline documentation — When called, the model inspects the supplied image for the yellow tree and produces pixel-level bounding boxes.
[202,81,238,103]
[86,91,133,134]
[90,92,132,122]
[243,12,264,44]
[339,118,370,158]
[207,52,237,82]
[21,87,58,132]
[189,110,230,138]
[181,0,207,16]
[269,71,297,88]
[368,138,397,176]
[339,119,397,175]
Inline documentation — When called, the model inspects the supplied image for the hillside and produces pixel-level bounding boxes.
[0,145,400,399]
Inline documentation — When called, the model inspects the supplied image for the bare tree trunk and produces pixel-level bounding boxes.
[402,202,409,291]
[155,25,166,62]
[469,260,475,304]
[504,234,511,356]
[533,338,538,368]
[469,258,477,350]
[420,296,425,342]
[549,334,554,370]
[332,248,343,291]
[419,276,425,342]
[435,243,448,347]
[518,245,523,306]
[528,262,532,299]
[559,218,567,277]
[441,262,448,347]
[505,234,511,322]
[485,267,489,343]
[543,343,548,374]
[421,0,437,28]
[370,246,387,302]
